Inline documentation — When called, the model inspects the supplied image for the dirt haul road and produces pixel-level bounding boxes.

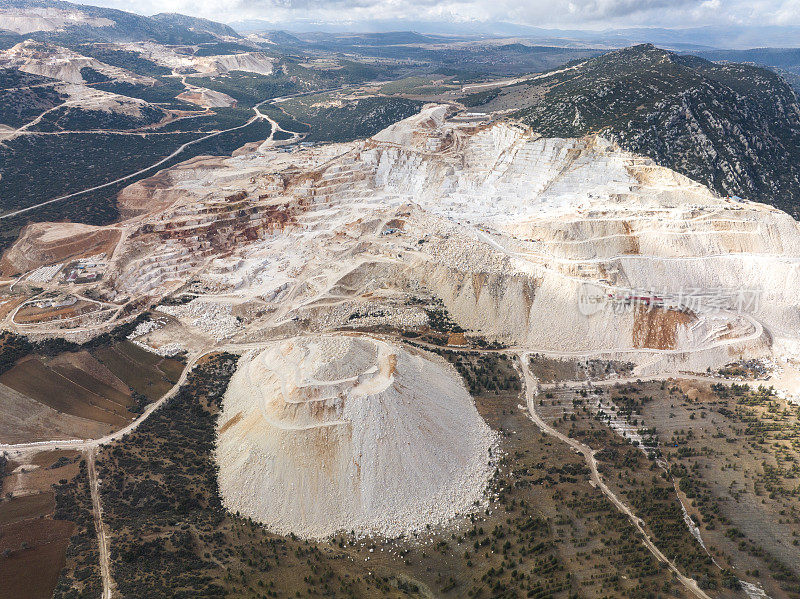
[0,82,357,221]
[517,351,713,599]
[0,114,260,220]
[0,349,208,458]
[87,447,114,599]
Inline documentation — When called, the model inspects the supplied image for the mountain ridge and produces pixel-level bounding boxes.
[0,0,232,44]
[507,44,800,216]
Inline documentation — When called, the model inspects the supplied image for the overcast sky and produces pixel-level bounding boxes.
[83,0,800,29]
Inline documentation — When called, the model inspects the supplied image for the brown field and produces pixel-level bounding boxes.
[2,451,82,498]
[0,339,183,444]
[0,296,27,321]
[0,358,132,426]
[50,364,132,407]
[0,450,88,599]
[14,300,101,324]
[0,492,55,525]
[0,381,113,444]
[91,353,689,599]
[93,341,184,400]
[530,354,635,383]
[50,351,130,394]
[0,519,74,599]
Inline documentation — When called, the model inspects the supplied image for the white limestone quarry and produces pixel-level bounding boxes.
[216,336,497,539]
[355,107,800,364]
[0,6,114,35]
[121,43,275,77]
[158,299,242,339]
[195,52,275,76]
[176,86,236,109]
[12,103,800,380]
[57,83,165,118]
[11,101,800,540]
[0,40,156,85]
[86,104,800,377]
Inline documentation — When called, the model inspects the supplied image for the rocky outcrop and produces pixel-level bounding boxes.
[9,104,799,373]
[0,40,156,85]
[0,222,119,276]
[121,43,275,77]
[511,45,800,217]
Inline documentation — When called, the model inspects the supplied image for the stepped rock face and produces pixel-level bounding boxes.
[9,103,800,371]
[176,86,236,108]
[507,45,800,217]
[0,5,114,35]
[0,222,119,276]
[122,43,275,76]
[216,336,496,538]
[195,52,274,76]
[0,40,155,85]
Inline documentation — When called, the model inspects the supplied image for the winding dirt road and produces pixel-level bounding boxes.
[0,332,757,599]
[517,351,713,599]
[0,349,207,458]
[0,113,262,221]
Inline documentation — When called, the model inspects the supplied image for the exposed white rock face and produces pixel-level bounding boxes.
[0,40,155,85]
[0,7,114,35]
[121,43,275,76]
[176,86,236,108]
[216,336,496,539]
[13,103,800,373]
[197,52,275,76]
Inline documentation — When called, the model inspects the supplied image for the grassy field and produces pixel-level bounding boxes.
[8,325,784,598]
[0,516,74,599]
[529,355,634,383]
[646,380,800,597]
[538,377,800,597]
[93,340,184,401]
[0,331,184,442]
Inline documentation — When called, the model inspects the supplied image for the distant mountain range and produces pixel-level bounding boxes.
[0,0,237,44]
[230,19,800,50]
[5,0,800,218]
[150,13,241,40]
[4,0,800,54]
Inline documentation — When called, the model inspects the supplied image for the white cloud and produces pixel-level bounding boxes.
[78,0,800,28]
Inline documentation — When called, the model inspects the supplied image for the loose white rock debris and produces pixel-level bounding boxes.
[216,335,497,539]
[158,299,241,339]
[126,316,184,355]
[127,317,165,339]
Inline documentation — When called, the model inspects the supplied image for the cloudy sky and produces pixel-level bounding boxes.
[84,0,800,29]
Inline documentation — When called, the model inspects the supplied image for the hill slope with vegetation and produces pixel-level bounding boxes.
[506,45,800,215]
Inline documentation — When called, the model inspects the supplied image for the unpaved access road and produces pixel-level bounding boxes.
[517,351,713,599]
[0,116,260,220]
[0,349,207,458]
[0,333,745,599]
[87,447,114,599]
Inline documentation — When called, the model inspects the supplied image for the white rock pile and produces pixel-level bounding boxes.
[215,335,497,539]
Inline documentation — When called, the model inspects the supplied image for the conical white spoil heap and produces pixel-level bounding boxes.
[215,335,496,539]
